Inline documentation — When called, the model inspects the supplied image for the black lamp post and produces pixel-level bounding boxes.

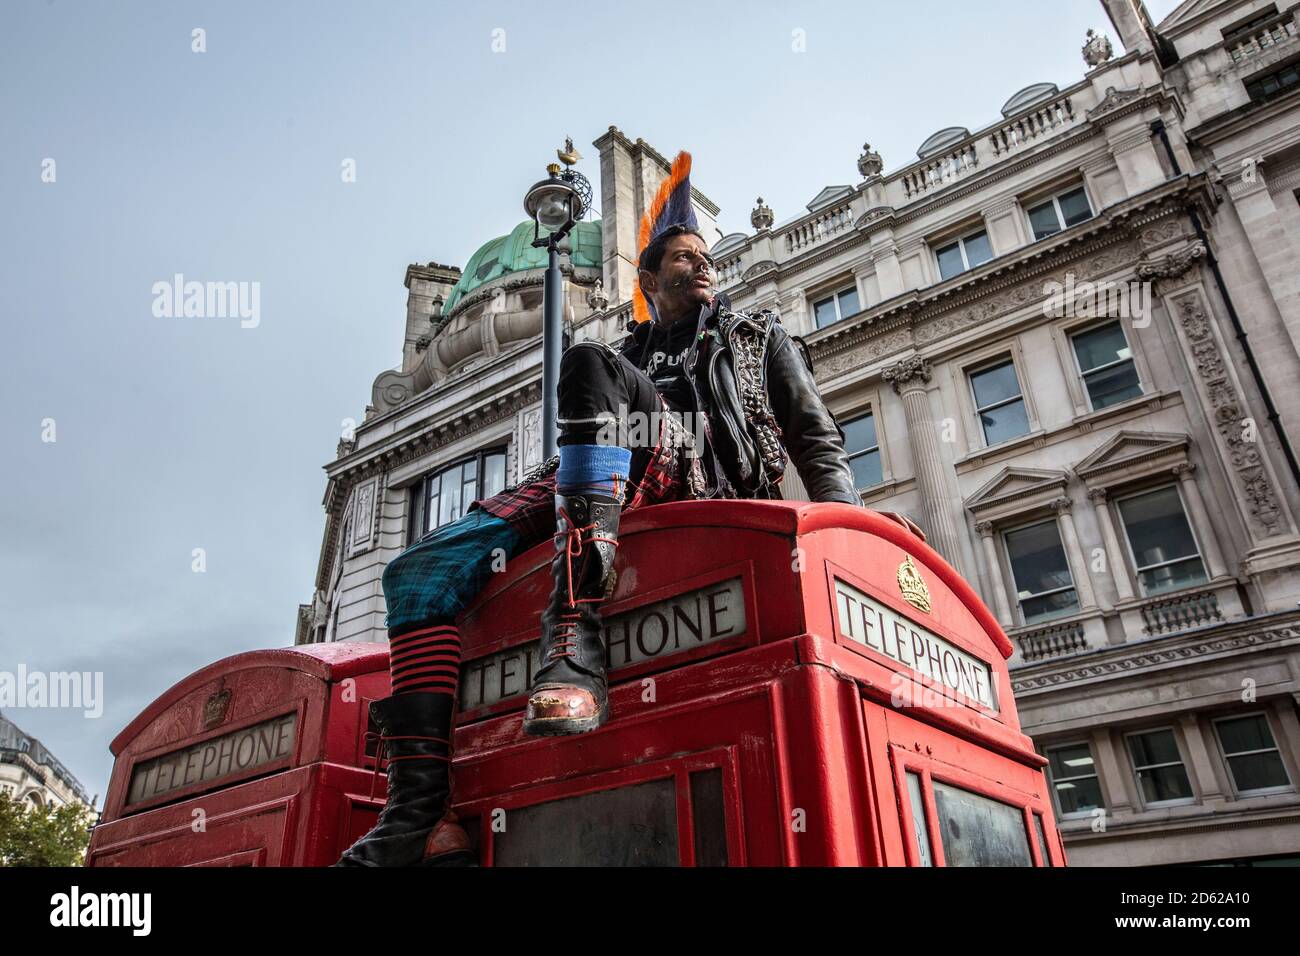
[524,162,588,461]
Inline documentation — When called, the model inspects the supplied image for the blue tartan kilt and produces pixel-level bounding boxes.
[381,508,525,634]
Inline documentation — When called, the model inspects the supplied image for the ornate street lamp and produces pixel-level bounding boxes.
[524,142,592,461]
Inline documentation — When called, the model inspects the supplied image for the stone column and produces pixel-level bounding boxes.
[871,235,904,300]
[1172,462,1228,579]
[974,520,1014,627]
[1091,730,1136,816]
[1051,496,1098,610]
[1224,168,1300,358]
[884,356,965,573]
[1177,712,1226,805]
[1087,488,1136,602]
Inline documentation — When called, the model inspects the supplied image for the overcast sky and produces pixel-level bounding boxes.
[1,0,1182,809]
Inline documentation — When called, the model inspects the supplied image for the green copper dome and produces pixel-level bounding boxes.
[443,219,603,314]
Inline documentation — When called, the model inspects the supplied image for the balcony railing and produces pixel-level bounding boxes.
[1140,589,1224,635]
[781,200,856,255]
[901,143,980,199]
[1227,12,1299,64]
[988,94,1077,157]
[1015,619,1088,662]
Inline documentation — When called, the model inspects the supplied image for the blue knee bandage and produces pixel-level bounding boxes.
[557,443,632,500]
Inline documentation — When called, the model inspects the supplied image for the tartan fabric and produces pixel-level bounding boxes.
[381,508,523,634]
[468,394,703,549]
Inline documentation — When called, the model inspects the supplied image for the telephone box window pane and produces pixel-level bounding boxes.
[492,778,679,866]
[932,780,1033,866]
[1032,814,1051,866]
[906,771,934,867]
[689,768,728,867]
[483,453,506,500]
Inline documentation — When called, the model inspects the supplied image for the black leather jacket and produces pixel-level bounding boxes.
[619,293,860,505]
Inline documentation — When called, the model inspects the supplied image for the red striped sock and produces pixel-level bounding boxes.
[388,623,461,697]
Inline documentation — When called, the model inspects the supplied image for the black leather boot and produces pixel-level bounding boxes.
[523,490,622,736]
[332,692,475,867]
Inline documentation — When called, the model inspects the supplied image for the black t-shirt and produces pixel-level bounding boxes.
[630,317,698,413]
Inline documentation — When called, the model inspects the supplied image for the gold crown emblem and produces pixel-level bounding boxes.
[896,555,931,613]
[203,688,231,730]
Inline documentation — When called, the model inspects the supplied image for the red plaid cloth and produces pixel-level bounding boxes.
[468,395,703,548]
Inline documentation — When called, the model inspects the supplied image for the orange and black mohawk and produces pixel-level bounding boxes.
[632,150,699,326]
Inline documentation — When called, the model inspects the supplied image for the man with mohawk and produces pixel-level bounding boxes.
[335,150,924,866]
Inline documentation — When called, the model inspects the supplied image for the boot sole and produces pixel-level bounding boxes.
[419,849,478,867]
[522,704,609,737]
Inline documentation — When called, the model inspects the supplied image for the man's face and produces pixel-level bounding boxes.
[640,233,715,322]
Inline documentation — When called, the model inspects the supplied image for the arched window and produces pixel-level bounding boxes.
[409,447,507,540]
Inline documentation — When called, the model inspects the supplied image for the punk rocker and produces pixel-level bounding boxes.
[334,151,924,866]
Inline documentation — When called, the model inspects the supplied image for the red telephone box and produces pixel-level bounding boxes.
[86,643,392,866]
[88,500,1066,866]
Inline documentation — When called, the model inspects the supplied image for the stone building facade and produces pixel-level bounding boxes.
[0,711,94,811]
[299,0,1300,865]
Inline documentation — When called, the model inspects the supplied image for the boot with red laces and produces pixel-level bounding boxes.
[523,489,622,736]
[332,692,475,867]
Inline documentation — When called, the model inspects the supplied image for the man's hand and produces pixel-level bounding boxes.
[875,510,926,543]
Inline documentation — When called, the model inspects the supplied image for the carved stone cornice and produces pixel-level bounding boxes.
[1135,240,1207,282]
[807,178,1213,378]
[1012,619,1300,693]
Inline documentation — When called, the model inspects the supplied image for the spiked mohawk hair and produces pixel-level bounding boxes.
[632,150,699,326]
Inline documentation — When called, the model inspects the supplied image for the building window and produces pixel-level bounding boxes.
[970,358,1030,445]
[1245,58,1300,102]
[1003,519,1080,624]
[1046,742,1104,815]
[812,286,861,330]
[1126,728,1194,806]
[1213,714,1293,796]
[409,447,507,539]
[840,412,882,489]
[934,228,993,281]
[1116,485,1208,596]
[1071,320,1142,410]
[1027,185,1093,240]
